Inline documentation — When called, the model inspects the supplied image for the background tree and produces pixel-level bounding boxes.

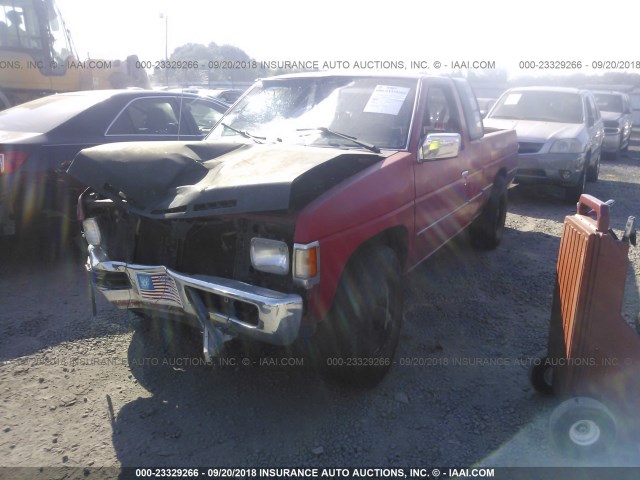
[151,42,269,86]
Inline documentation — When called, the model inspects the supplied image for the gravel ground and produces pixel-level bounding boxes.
[1,136,640,478]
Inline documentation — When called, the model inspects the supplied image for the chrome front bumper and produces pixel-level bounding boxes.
[87,245,303,347]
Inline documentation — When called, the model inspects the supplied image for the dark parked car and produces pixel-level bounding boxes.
[592,90,633,159]
[0,90,228,236]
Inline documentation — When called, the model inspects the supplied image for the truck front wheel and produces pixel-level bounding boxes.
[315,245,404,387]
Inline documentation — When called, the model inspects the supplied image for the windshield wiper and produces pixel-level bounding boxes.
[297,127,381,153]
[221,123,266,143]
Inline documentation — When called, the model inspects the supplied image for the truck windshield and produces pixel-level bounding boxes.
[490,91,584,124]
[206,76,418,150]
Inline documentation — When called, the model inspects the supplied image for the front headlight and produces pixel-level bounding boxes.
[549,139,584,154]
[250,238,289,275]
[82,218,101,246]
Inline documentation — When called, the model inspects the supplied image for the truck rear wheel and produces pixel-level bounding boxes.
[315,245,404,387]
[470,176,507,250]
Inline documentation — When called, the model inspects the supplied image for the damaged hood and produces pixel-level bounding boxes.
[68,141,384,218]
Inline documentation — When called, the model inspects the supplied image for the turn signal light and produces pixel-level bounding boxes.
[293,242,320,288]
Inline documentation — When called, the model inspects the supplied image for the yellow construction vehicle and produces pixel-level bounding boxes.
[0,0,149,109]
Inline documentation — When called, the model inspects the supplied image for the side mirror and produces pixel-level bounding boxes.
[419,133,461,162]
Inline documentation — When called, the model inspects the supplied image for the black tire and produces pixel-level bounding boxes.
[549,397,617,458]
[564,168,586,204]
[529,356,554,394]
[586,155,600,183]
[314,245,404,387]
[470,176,508,250]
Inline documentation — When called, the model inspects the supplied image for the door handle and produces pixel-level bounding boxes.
[462,170,469,186]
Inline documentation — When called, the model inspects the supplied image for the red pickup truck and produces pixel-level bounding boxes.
[68,73,517,386]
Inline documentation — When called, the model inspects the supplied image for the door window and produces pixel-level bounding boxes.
[452,78,483,140]
[183,98,225,134]
[422,84,461,136]
[107,98,180,135]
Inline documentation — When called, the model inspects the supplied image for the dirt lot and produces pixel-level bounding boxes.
[1,136,640,477]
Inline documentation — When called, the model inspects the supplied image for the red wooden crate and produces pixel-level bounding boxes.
[532,194,639,456]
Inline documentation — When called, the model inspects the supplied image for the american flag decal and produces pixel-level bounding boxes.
[135,273,183,307]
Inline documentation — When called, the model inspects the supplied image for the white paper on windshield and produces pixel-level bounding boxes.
[364,85,410,115]
[504,93,522,105]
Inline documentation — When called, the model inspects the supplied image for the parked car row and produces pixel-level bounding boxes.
[483,86,633,202]
[1,81,636,240]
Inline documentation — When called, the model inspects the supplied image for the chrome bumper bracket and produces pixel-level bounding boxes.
[87,245,304,346]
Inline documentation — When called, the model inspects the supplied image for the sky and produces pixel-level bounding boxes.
[55,0,635,79]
